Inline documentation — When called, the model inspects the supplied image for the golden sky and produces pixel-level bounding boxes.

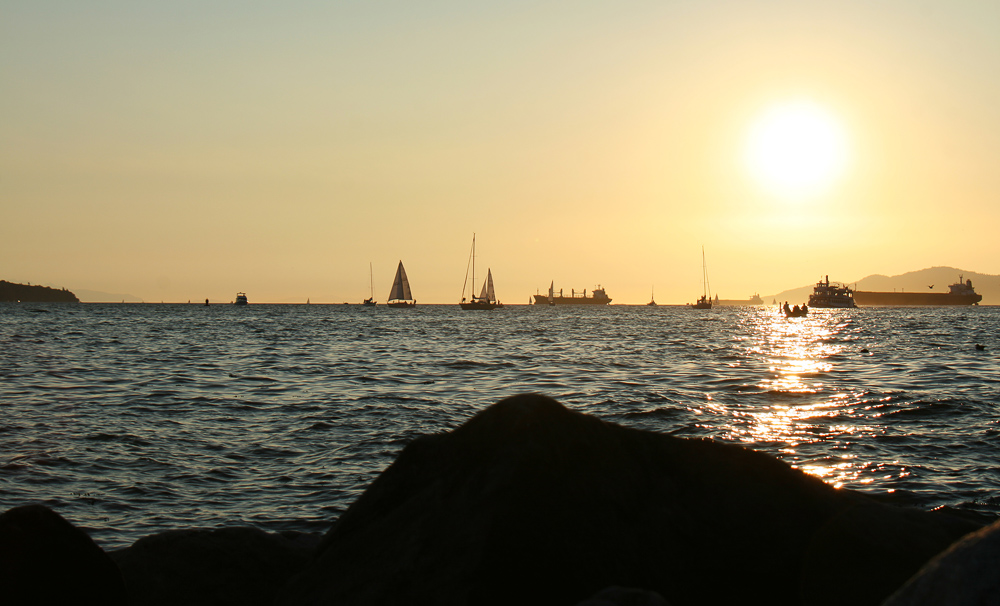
[3,1,998,303]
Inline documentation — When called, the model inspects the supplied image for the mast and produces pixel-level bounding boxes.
[701,246,711,299]
[369,262,374,299]
[461,234,476,303]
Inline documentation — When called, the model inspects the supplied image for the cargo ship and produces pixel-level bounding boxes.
[808,276,856,308]
[533,282,611,305]
[713,293,764,306]
[853,277,982,306]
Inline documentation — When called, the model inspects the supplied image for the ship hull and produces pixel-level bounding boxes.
[460,301,503,310]
[854,291,981,306]
[533,294,611,305]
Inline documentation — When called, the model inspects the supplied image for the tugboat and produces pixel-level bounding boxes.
[808,276,856,308]
[234,292,248,305]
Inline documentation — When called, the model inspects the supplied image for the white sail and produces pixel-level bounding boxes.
[399,265,412,300]
[478,269,496,302]
[389,261,412,301]
[548,280,554,299]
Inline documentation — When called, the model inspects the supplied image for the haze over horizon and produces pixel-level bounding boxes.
[4,1,998,304]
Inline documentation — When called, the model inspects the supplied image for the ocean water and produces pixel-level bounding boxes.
[1,302,998,550]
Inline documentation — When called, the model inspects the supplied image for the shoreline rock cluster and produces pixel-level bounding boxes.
[2,394,996,605]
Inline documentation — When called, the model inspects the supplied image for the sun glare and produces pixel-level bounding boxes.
[746,101,848,199]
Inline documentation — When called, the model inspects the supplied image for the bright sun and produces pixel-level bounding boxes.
[746,101,848,199]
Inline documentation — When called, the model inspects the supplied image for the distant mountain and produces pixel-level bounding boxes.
[1,280,79,302]
[72,288,144,303]
[768,267,999,306]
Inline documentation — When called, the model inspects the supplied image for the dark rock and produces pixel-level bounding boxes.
[0,503,127,605]
[575,586,671,606]
[881,518,1000,606]
[280,394,981,606]
[110,526,320,606]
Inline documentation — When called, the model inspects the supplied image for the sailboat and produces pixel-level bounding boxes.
[691,247,712,309]
[387,261,415,307]
[460,234,503,310]
[363,262,377,306]
[647,286,657,307]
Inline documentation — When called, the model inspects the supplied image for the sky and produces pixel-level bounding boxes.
[3,0,998,303]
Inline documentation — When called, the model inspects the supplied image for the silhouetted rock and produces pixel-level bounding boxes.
[3,396,989,605]
[279,394,982,606]
[0,504,126,605]
[881,518,1000,606]
[110,527,320,606]
[575,586,671,606]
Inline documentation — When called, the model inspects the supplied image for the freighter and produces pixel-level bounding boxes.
[714,293,764,306]
[533,282,611,305]
[853,277,982,306]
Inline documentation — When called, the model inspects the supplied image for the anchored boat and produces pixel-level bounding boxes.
[460,234,503,310]
[690,247,712,309]
[363,262,377,306]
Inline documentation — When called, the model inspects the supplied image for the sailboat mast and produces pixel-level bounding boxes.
[369,262,374,298]
[701,246,712,299]
[471,233,476,299]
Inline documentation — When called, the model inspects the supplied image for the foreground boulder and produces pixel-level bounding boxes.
[882,518,1000,606]
[0,504,127,605]
[280,394,981,606]
[110,527,319,606]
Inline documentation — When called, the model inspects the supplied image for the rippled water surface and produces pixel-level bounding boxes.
[2,303,998,548]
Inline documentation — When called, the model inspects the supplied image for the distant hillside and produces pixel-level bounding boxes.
[73,288,144,303]
[768,267,999,306]
[0,280,79,303]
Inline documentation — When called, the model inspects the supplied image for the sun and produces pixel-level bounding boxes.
[745,101,848,199]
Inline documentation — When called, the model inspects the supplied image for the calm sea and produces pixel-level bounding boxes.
[1,302,998,549]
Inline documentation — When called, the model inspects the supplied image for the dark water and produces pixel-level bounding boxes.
[1,302,998,549]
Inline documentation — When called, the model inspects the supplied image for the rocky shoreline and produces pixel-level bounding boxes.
[2,394,996,605]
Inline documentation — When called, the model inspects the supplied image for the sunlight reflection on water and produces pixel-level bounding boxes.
[729,308,884,486]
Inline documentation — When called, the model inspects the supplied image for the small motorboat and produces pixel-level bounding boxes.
[783,302,808,317]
